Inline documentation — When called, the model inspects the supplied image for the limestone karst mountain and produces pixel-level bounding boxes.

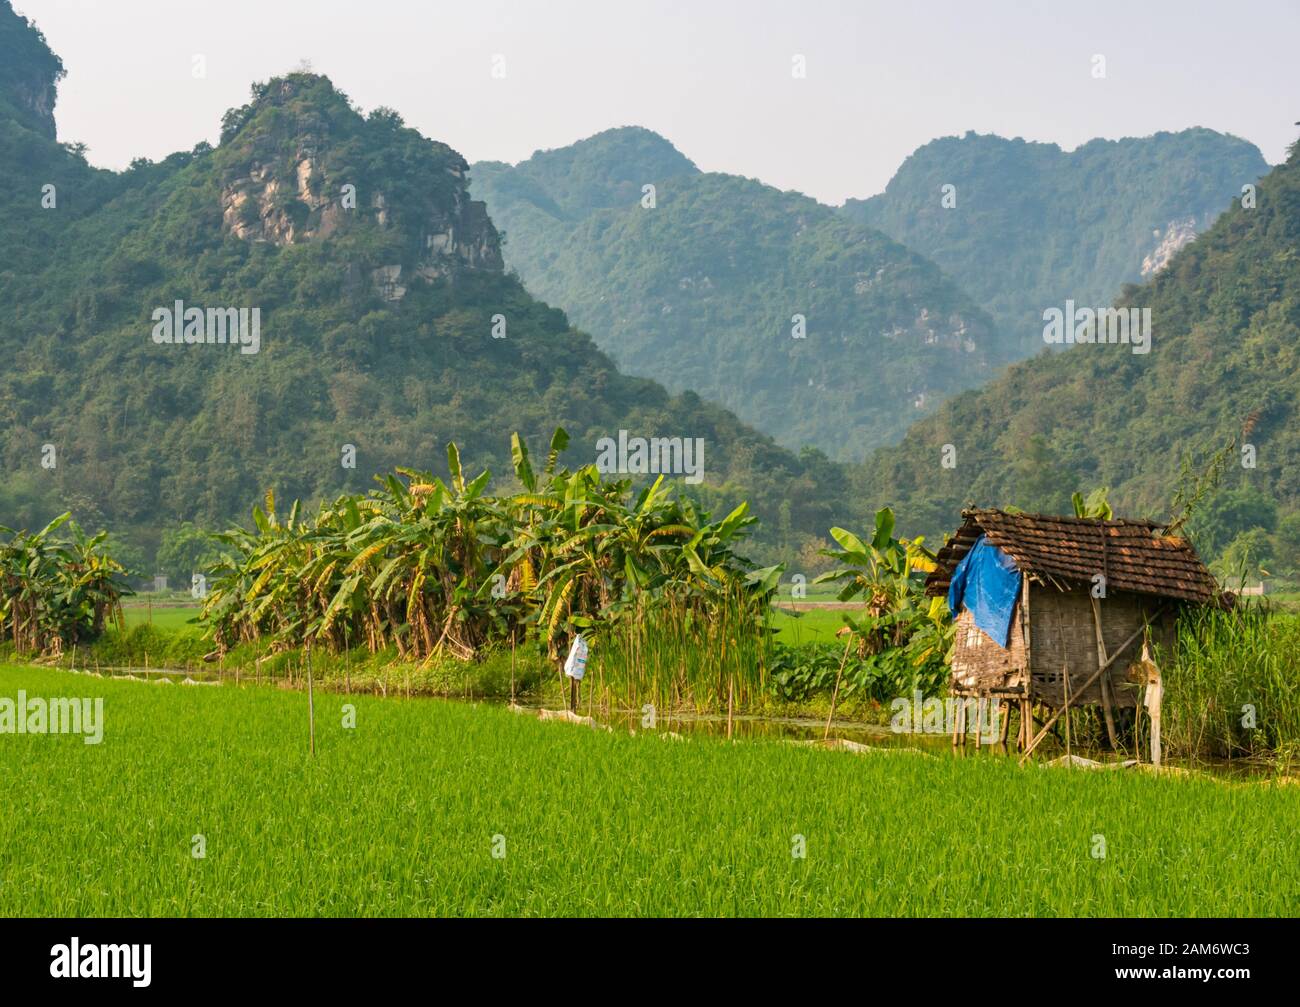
[472,127,1005,461]
[857,137,1300,566]
[842,129,1270,357]
[0,3,847,559]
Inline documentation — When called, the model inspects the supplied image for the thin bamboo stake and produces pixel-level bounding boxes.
[306,644,316,758]
[823,638,853,741]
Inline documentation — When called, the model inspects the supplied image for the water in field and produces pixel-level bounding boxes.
[498,697,1282,778]
[59,665,222,685]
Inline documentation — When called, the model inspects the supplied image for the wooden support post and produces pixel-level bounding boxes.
[973,698,983,750]
[1062,663,1071,759]
[1089,595,1120,751]
[951,697,964,748]
[999,700,1011,751]
[1145,649,1163,769]
[727,676,735,741]
[1018,577,1032,754]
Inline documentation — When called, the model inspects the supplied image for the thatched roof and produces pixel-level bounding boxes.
[925,509,1223,606]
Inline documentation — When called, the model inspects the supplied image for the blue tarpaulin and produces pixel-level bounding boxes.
[946,535,1021,648]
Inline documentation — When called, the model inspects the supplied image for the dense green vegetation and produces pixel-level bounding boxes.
[843,129,1269,356]
[199,429,784,710]
[0,9,848,571]
[857,140,1300,574]
[472,128,1005,460]
[0,513,129,654]
[2,663,1296,916]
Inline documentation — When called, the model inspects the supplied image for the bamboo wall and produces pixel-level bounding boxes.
[1025,586,1174,708]
[948,582,1177,708]
[950,596,1027,696]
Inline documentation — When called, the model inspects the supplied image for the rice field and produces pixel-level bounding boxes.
[121,604,202,631]
[770,605,851,644]
[2,664,1298,916]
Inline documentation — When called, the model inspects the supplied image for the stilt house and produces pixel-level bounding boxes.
[924,509,1224,750]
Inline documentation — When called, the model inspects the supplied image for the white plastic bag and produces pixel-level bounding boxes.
[563,634,588,681]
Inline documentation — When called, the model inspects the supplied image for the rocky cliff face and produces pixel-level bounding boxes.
[0,0,63,139]
[216,75,502,295]
[1140,217,1199,278]
[7,72,56,138]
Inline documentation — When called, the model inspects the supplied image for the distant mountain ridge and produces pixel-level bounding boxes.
[842,129,1270,356]
[856,135,1300,567]
[472,127,1007,461]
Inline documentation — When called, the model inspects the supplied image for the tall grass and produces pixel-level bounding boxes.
[1162,606,1300,764]
[593,588,772,711]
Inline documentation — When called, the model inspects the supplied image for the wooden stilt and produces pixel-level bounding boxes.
[1146,647,1163,769]
[1063,663,1071,759]
[1089,596,1120,751]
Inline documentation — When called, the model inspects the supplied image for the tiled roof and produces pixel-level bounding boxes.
[925,509,1223,605]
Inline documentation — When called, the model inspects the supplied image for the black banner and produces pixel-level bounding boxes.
[0,916,1283,993]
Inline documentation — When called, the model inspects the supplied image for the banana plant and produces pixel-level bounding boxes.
[813,507,941,656]
[200,428,781,664]
[0,513,130,655]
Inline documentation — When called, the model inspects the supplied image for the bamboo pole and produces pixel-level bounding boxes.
[306,643,316,758]
[1062,662,1071,759]
[1019,609,1164,764]
[1089,595,1120,750]
[823,638,852,741]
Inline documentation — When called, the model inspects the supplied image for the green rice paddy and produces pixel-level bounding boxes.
[770,605,850,644]
[2,664,1297,916]
[121,604,202,631]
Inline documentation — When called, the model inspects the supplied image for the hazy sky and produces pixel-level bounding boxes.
[17,0,1300,204]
